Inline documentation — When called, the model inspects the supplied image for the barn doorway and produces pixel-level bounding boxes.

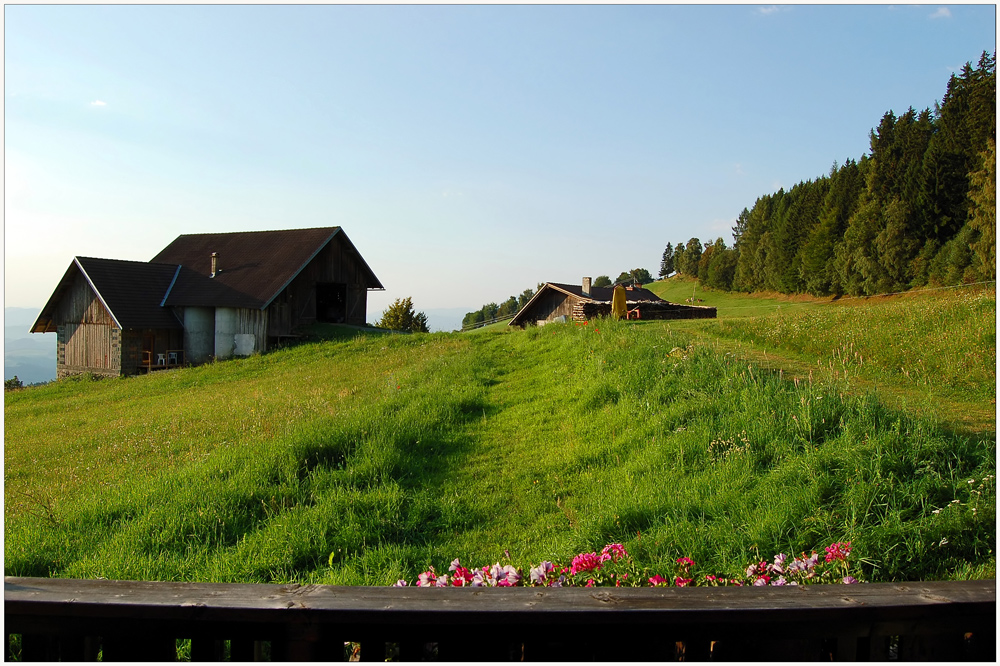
[316,283,348,323]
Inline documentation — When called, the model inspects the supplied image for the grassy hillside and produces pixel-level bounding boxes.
[4,287,995,585]
[649,277,995,433]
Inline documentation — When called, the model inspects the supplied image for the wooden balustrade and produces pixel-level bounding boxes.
[5,576,995,661]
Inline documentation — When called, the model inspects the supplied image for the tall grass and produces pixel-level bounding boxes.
[5,313,995,585]
[711,286,996,403]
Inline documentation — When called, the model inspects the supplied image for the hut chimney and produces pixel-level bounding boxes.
[582,277,592,297]
[210,252,218,278]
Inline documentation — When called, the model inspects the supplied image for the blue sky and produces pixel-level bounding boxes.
[5,4,996,330]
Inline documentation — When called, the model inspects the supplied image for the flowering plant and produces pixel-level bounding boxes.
[391,542,861,588]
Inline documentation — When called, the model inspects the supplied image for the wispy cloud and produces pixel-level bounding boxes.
[757,6,781,15]
[90,100,107,107]
[734,163,745,176]
[930,7,952,19]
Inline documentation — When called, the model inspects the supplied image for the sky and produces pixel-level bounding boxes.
[5,4,996,330]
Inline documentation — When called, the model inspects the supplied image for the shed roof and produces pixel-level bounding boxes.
[153,227,383,309]
[31,257,183,333]
[508,282,666,327]
[545,282,663,302]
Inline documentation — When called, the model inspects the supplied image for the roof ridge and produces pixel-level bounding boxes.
[77,255,179,267]
[172,226,342,239]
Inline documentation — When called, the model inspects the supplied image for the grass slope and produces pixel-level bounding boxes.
[649,277,996,433]
[4,289,995,585]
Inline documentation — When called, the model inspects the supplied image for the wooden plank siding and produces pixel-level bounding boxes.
[575,300,718,321]
[528,290,575,324]
[237,309,269,353]
[275,233,372,331]
[54,273,121,379]
[5,577,995,661]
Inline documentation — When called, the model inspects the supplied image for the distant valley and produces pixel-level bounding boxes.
[4,308,56,385]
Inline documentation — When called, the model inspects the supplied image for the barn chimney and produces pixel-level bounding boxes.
[582,277,592,297]
[210,252,218,278]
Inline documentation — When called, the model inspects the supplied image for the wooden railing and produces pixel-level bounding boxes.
[5,577,995,661]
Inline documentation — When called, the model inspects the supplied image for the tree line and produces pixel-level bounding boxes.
[663,52,995,296]
[462,286,541,329]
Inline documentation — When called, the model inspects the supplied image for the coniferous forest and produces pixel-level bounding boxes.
[665,52,995,297]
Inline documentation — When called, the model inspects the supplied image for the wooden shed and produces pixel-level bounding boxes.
[508,278,716,327]
[30,258,184,379]
[31,227,383,377]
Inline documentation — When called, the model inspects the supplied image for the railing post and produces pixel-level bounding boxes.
[189,637,224,661]
[226,638,256,661]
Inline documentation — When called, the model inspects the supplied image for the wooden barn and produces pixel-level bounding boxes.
[31,227,383,378]
[508,278,716,327]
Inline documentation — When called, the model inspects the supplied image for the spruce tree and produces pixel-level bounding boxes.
[966,139,996,280]
[659,243,675,278]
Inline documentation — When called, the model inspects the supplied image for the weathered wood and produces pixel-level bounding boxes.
[5,577,994,661]
[575,300,717,322]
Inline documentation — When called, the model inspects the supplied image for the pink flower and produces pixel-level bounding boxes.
[825,542,852,563]
[842,576,858,584]
[416,569,437,587]
[570,552,603,575]
[753,575,771,586]
[393,580,408,587]
[648,574,668,586]
[451,567,474,586]
[676,556,695,567]
[601,543,628,562]
[771,553,787,574]
[674,577,693,587]
[585,580,595,587]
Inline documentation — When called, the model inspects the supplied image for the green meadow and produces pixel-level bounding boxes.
[4,284,995,585]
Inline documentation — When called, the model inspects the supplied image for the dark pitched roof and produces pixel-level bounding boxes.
[545,282,664,303]
[152,227,383,309]
[31,257,183,332]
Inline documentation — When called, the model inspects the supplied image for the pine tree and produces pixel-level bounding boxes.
[659,243,675,278]
[966,139,996,280]
[673,242,687,277]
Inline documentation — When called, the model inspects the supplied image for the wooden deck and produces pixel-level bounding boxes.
[4,577,994,660]
[140,349,186,373]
